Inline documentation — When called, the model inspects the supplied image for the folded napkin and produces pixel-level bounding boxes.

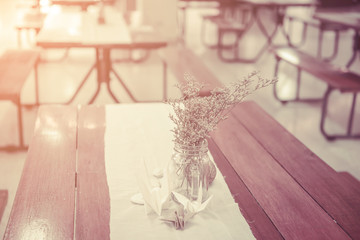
[136,158,170,216]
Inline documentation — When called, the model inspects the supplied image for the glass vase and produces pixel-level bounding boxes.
[168,139,215,201]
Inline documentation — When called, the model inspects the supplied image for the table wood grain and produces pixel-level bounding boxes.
[208,138,283,240]
[212,119,349,239]
[232,101,360,239]
[76,105,110,239]
[3,106,77,240]
[4,102,360,239]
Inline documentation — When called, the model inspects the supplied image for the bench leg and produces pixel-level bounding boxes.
[347,93,357,136]
[320,87,360,140]
[320,86,333,140]
[295,67,301,100]
[273,59,323,103]
[0,100,28,152]
[317,26,341,62]
[17,98,24,148]
[281,16,308,48]
[163,60,167,101]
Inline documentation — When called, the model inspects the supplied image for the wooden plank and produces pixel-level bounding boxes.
[159,46,223,96]
[208,138,283,240]
[232,101,360,239]
[0,50,40,101]
[338,172,360,190]
[3,105,77,240]
[210,106,350,240]
[0,190,8,222]
[76,106,110,239]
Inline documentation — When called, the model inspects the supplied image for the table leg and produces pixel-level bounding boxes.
[66,62,96,104]
[88,48,121,104]
[110,67,137,102]
[105,48,137,103]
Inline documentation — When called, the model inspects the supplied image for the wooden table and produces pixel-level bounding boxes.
[36,6,167,104]
[314,6,360,68]
[4,102,360,239]
[217,0,318,63]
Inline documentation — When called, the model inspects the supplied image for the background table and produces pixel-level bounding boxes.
[4,102,360,239]
[36,5,167,103]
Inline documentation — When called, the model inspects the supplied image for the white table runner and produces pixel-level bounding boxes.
[105,103,255,239]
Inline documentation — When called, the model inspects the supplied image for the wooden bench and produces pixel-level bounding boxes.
[3,105,109,239]
[272,47,360,140]
[158,45,223,98]
[14,9,46,47]
[0,49,40,151]
[283,12,348,61]
[209,101,360,239]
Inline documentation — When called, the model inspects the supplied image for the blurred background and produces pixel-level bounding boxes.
[0,0,359,237]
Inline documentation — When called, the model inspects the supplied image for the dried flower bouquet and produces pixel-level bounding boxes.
[167,71,277,147]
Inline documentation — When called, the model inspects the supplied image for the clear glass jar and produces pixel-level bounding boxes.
[168,140,212,201]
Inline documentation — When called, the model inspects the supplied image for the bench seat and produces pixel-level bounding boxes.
[273,47,360,140]
[0,49,40,150]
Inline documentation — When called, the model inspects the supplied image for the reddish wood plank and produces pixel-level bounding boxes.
[208,138,283,240]
[338,172,360,190]
[232,101,360,239]
[159,46,223,96]
[210,108,350,240]
[3,106,77,240]
[0,50,40,101]
[76,106,110,240]
[0,190,8,222]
